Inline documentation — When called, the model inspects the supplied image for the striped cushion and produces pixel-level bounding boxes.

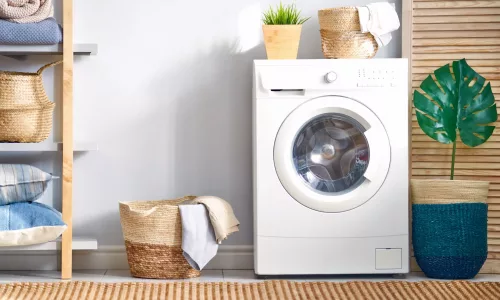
[0,164,53,206]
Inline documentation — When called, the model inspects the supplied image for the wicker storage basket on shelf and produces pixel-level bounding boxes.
[0,61,61,143]
[119,196,201,279]
[318,7,378,59]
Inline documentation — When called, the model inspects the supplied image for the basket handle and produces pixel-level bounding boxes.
[124,205,158,217]
[37,61,63,75]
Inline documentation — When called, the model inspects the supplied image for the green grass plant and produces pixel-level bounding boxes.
[262,2,310,25]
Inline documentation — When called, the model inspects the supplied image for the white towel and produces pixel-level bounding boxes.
[357,2,400,47]
[179,204,219,271]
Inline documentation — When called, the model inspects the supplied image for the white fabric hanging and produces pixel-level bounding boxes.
[357,2,400,47]
[179,204,219,271]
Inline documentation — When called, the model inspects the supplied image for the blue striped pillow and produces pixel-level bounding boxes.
[0,164,53,206]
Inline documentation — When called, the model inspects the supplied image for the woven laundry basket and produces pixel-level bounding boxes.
[411,180,488,279]
[0,61,60,143]
[119,196,201,279]
[318,7,378,59]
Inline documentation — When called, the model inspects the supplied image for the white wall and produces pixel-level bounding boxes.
[1,0,402,248]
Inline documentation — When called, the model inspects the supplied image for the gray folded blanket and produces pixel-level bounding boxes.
[0,17,61,45]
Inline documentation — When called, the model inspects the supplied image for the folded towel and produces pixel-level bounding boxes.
[357,2,400,47]
[179,204,218,271]
[192,196,240,244]
[0,17,61,45]
[0,0,53,24]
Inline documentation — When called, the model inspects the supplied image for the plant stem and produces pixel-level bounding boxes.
[450,140,457,180]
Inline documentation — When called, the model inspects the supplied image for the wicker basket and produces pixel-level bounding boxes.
[119,197,201,279]
[0,61,61,143]
[411,180,489,279]
[318,7,378,59]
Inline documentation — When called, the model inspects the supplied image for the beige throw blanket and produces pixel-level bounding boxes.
[0,0,53,24]
[193,196,240,244]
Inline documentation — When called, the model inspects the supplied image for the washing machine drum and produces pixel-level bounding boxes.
[274,96,391,213]
[293,114,369,194]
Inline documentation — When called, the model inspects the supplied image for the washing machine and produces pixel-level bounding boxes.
[253,59,409,275]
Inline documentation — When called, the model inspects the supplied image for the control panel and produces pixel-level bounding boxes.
[254,60,407,97]
[357,68,398,88]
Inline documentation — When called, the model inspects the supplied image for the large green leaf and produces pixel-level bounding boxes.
[413,59,497,147]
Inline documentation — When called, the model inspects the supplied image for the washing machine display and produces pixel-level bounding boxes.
[293,113,369,194]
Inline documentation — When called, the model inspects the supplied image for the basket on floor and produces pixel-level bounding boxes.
[318,7,378,59]
[119,196,201,279]
[0,61,61,143]
[411,180,488,279]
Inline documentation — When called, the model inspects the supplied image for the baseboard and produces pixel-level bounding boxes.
[0,251,58,271]
[3,248,498,273]
[0,245,254,271]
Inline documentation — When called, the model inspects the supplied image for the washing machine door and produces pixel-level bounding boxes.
[274,95,391,213]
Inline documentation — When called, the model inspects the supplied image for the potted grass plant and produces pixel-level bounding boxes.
[262,2,310,59]
[412,59,498,279]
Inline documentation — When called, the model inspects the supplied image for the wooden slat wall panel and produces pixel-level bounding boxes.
[414,31,500,38]
[414,53,500,60]
[414,1,500,9]
[414,8,500,15]
[414,23,500,31]
[409,0,500,274]
[414,15,499,23]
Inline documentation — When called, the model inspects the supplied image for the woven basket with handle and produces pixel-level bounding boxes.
[318,7,378,59]
[119,196,201,279]
[0,61,61,143]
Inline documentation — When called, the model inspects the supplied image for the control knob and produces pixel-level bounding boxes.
[324,72,337,83]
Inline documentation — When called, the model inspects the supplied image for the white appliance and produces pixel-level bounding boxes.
[253,59,409,275]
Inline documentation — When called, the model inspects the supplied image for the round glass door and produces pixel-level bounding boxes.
[274,96,391,213]
[293,114,370,194]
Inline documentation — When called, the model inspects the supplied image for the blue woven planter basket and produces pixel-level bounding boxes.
[412,203,487,279]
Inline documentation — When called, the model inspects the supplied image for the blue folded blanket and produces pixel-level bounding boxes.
[0,18,62,45]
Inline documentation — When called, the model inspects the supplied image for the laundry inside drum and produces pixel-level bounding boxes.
[293,113,370,194]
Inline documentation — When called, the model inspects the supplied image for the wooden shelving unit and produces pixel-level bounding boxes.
[0,0,97,280]
[61,0,74,280]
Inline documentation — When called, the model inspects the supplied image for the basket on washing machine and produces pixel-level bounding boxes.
[318,7,378,59]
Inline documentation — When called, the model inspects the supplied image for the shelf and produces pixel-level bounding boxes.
[0,142,98,152]
[0,43,98,56]
[0,237,98,251]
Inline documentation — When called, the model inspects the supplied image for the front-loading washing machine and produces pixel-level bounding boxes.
[253,59,409,275]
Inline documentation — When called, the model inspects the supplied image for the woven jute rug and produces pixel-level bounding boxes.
[0,280,499,300]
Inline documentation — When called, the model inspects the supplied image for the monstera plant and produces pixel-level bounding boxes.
[414,59,498,179]
[411,59,498,280]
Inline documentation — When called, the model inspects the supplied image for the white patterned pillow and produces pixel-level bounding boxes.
[0,164,53,206]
